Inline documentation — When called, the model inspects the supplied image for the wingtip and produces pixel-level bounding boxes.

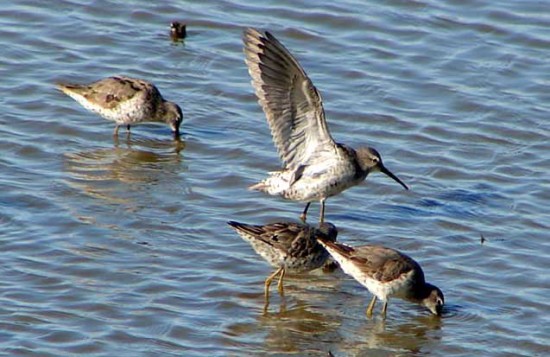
[227,220,255,232]
[243,28,280,46]
[227,221,262,239]
[243,27,262,37]
[318,239,352,255]
[227,220,240,228]
[56,82,77,94]
[243,27,261,43]
[248,182,266,191]
[316,234,337,246]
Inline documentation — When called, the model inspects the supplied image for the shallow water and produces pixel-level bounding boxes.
[1,0,549,356]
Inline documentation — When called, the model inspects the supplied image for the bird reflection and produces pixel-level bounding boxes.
[222,274,443,355]
[112,134,185,154]
[62,137,186,207]
[343,315,443,356]
[221,272,343,354]
[258,297,343,355]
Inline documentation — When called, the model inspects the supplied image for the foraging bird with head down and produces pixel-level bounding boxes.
[57,76,182,137]
[243,28,408,223]
[317,237,444,318]
[227,220,338,300]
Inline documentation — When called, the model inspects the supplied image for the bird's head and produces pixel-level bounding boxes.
[164,101,183,136]
[421,283,445,316]
[356,147,408,190]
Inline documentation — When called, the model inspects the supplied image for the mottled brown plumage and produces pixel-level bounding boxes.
[227,221,337,299]
[317,238,444,318]
[57,76,182,136]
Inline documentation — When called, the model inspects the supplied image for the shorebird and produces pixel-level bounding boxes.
[170,22,186,40]
[243,28,408,223]
[57,76,182,136]
[317,238,444,318]
[227,220,338,300]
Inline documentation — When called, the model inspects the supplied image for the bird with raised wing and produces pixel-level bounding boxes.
[317,237,444,318]
[243,28,408,223]
[57,76,182,136]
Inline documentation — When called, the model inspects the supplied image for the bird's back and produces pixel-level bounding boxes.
[319,241,425,300]
[228,221,336,272]
[57,76,162,124]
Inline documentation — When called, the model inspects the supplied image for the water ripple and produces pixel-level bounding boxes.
[0,0,548,355]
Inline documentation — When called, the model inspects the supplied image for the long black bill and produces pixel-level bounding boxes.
[380,165,409,190]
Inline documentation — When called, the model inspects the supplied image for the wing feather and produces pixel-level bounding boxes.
[320,242,425,283]
[243,28,337,170]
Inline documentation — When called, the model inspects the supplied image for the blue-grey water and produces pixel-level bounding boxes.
[1,0,549,356]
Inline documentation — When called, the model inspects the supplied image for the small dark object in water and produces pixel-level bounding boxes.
[480,234,486,244]
[170,22,186,40]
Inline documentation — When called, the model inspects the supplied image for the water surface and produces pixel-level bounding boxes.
[0,0,548,356]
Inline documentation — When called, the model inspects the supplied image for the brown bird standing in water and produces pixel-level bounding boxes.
[57,76,182,136]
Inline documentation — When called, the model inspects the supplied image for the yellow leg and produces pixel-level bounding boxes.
[366,295,377,318]
[381,301,388,319]
[300,203,311,222]
[264,267,284,300]
[277,267,286,295]
[319,199,326,224]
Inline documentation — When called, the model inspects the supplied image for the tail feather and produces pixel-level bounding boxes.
[227,220,243,229]
[227,220,260,236]
[317,239,355,257]
[56,83,85,99]
[248,171,291,195]
[56,82,78,91]
[248,181,267,192]
[56,83,71,94]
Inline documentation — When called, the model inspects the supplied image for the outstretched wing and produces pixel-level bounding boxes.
[243,28,338,170]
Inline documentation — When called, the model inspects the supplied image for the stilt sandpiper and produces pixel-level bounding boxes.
[228,220,338,300]
[317,238,444,318]
[243,28,408,223]
[57,76,182,136]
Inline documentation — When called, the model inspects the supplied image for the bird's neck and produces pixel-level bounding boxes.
[405,282,433,303]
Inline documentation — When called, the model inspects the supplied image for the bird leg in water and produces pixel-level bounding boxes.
[366,295,377,317]
[381,301,388,319]
[264,266,284,299]
[300,202,311,222]
[277,267,286,295]
[319,199,326,224]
